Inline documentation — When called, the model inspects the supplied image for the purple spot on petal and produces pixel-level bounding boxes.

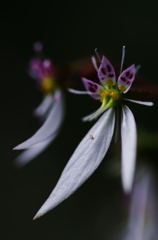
[129,74,133,79]
[127,81,130,85]
[101,68,106,75]
[121,77,126,82]
[89,87,96,93]
[108,74,114,78]
[107,65,111,72]
[101,77,105,80]
[126,71,130,77]
[94,85,98,90]
[88,82,93,87]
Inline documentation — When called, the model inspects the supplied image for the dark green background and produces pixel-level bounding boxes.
[0,0,158,239]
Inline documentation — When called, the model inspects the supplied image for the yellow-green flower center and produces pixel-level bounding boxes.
[100,89,121,102]
[41,77,55,94]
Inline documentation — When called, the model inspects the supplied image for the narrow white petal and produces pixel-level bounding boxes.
[34,108,115,219]
[82,103,108,122]
[68,88,90,94]
[82,110,98,122]
[124,98,154,106]
[13,90,64,150]
[121,105,137,193]
[14,135,56,167]
[33,95,54,117]
[68,88,100,98]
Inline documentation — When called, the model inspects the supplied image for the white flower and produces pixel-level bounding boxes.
[14,90,64,167]
[33,47,153,219]
[13,43,65,166]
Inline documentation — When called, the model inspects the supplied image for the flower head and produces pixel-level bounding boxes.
[29,43,56,94]
[33,47,153,219]
[13,42,64,167]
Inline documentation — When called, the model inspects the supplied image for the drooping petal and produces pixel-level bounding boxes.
[124,98,154,106]
[98,56,116,85]
[14,135,56,167]
[33,95,54,118]
[118,65,136,93]
[13,90,64,150]
[82,77,102,99]
[121,105,137,193]
[33,108,115,219]
[122,169,158,240]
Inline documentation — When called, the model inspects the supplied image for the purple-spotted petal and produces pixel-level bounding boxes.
[98,56,116,85]
[82,77,102,100]
[118,64,136,93]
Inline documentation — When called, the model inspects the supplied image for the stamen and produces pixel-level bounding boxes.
[100,89,120,102]
[119,85,126,92]
[120,46,125,74]
[105,79,115,85]
[95,48,102,63]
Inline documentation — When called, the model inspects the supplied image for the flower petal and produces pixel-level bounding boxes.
[123,169,158,240]
[121,105,137,193]
[14,135,55,167]
[33,95,54,118]
[68,88,90,94]
[82,102,108,122]
[98,56,116,85]
[118,65,136,93]
[13,90,64,150]
[124,98,154,106]
[82,77,102,99]
[33,108,115,219]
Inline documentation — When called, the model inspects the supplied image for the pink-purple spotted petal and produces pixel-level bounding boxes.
[82,77,102,99]
[118,64,136,93]
[98,56,116,85]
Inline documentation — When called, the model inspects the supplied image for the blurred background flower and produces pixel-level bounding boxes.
[14,42,65,167]
[121,167,158,240]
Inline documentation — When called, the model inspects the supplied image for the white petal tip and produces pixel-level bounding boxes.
[13,146,19,150]
[13,145,24,150]
[33,213,43,220]
[123,184,132,195]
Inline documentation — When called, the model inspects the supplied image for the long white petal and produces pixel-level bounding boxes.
[68,88,99,97]
[33,95,54,117]
[82,103,109,122]
[14,90,64,150]
[14,135,57,167]
[34,108,115,219]
[121,105,137,193]
[124,98,153,106]
[68,88,90,94]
